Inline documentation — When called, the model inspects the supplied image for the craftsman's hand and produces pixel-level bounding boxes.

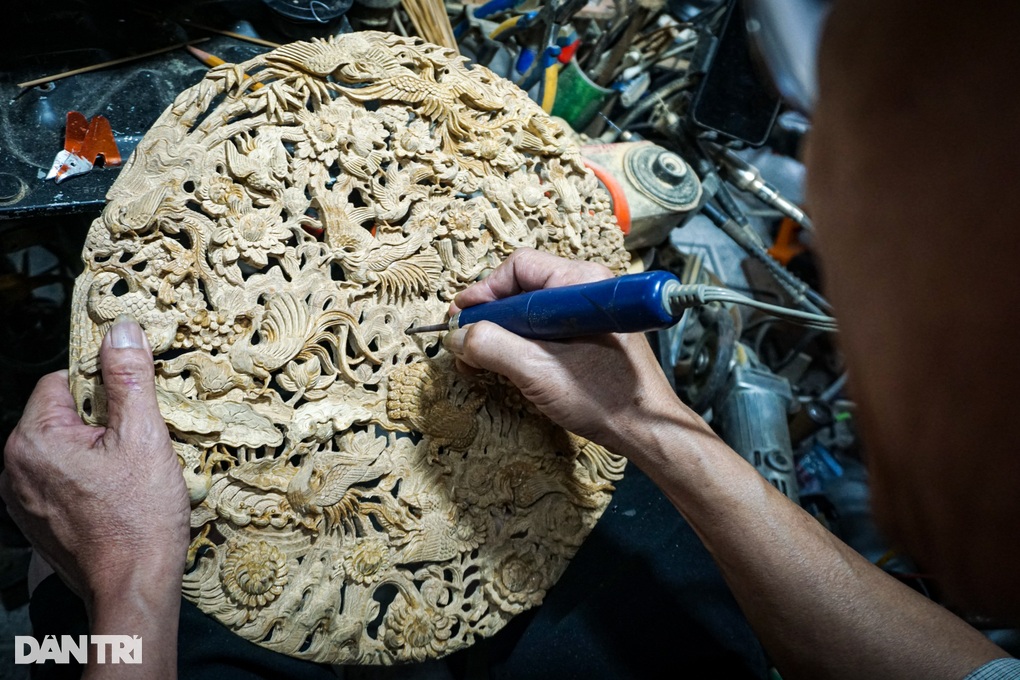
[446,248,690,451]
[0,315,189,614]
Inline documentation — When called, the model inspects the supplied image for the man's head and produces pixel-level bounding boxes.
[806,0,1020,619]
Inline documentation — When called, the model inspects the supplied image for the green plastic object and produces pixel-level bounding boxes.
[551,59,613,130]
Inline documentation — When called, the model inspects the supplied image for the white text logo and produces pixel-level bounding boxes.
[15,635,142,664]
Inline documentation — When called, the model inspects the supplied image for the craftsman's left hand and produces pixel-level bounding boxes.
[0,315,189,613]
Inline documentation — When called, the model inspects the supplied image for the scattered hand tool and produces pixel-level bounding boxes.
[519,44,560,92]
[46,112,122,183]
[536,0,587,110]
[489,10,540,40]
[455,0,528,38]
[710,146,814,230]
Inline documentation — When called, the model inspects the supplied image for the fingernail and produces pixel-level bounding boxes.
[110,314,145,349]
[443,329,466,354]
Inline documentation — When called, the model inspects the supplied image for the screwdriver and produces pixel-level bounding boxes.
[405,270,838,339]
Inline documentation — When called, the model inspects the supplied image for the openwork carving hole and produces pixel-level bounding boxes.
[69,31,628,664]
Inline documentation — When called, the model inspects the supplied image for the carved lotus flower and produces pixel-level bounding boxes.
[297,103,352,165]
[383,595,453,663]
[343,537,392,585]
[462,131,525,171]
[509,171,550,212]
[407,198,447,236]
[221,539,289,608]
[372,103,410,129]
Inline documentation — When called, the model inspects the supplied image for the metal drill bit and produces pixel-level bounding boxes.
[712,146,814,230]
[405,322,450,335]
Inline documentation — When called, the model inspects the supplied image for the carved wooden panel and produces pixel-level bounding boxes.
[68,32,628,664]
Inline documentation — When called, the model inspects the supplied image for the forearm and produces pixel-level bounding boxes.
[609,402,1005,680]
[85,565,181,679]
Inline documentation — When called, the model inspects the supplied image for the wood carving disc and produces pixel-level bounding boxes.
[69,31,628,664]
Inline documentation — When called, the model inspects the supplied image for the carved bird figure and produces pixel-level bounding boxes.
[314,182,375,251]
[229,291,378,383]
[176,441,234,505]
[160,351,257,397]
[286,449,390,532]
[334,230,442,303]
[265,33,403,80]
[396,497,480,564]
[224,129,288,196]
[335,68,500,140]
[369,163,431,223]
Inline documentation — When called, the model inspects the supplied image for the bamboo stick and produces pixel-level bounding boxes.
[401,0,458,52]
[183,21,282,49]
[18,38,209,90]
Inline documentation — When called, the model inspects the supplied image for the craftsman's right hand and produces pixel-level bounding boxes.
[0,315,189,613]
[445,248,693,452]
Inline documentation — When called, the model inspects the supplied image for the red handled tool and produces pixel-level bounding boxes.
[46,112,122,183]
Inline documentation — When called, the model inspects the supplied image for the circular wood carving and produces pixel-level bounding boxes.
[69,31,628,664]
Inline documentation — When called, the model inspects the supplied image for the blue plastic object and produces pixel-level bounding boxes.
[474,0,526,20]
[519,45,560,91]
[515,47,536,76]
[456,271,681,340]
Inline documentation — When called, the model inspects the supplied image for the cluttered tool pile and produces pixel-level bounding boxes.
[0,0,910,673]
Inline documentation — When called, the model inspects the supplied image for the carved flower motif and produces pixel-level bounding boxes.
[450,167,483,194]
[461,132,524,171]
[484,540,549,614]
[436,199,483,241]
[509,172,550,212]
[297,103,352,165]
[220,539,289,608]
[343,537,392,585]
[277,357,336,402]
[347,109,388,157]
[197,175,251,217]
[538,498,585,549]
[177,307,247,352]
[213,210,290,267]
[394,118,438,159]
[406,198,448,235]
[382,594,453,663]
[374,104,412,132]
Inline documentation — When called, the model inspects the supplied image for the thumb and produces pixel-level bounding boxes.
[443,321,538,386]
[100,314,164,441]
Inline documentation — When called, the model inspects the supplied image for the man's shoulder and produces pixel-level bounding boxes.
[965,658,1020,680]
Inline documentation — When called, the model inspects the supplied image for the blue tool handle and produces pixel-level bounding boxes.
[456,271,681,340]
[475,0,526,20]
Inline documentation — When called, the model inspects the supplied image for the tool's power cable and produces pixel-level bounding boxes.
[671,284,838,332]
